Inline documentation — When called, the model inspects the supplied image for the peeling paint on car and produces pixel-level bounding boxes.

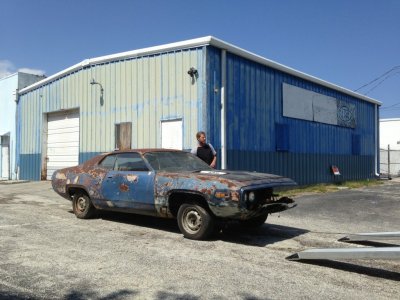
[55,172,66,180]
[126,174,138,183]
[51,149,297,223]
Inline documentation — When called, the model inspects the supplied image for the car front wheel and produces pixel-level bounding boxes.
[177,203,215,240]
[72,192,97,219]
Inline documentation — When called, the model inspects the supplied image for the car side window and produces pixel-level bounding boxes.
[99,155,117,170]
[116,153,149,171]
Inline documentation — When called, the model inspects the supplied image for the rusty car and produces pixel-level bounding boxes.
[51,149,297,240]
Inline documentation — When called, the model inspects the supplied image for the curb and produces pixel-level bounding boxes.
[0,180,30,185]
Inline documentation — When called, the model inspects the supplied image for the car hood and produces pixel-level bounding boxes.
[159,170,296,190]
[200,170,296,187]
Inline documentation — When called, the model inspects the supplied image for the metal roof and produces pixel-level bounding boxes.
[18,36,381,105]
[380,118,400,122]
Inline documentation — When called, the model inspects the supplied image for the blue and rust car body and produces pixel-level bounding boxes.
[51,149,297,221]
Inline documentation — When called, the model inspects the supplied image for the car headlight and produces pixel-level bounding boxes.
[248,192,256,202]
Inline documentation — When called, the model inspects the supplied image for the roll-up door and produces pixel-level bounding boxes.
[46,110,79,180]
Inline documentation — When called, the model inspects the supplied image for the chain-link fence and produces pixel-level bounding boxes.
[380,146,400,178]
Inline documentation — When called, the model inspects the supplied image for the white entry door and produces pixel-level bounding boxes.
[161,119,182,150]
[1,144,9,179]
[46,110,80,180]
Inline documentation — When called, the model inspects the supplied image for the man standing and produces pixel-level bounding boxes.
[191,131,217,168]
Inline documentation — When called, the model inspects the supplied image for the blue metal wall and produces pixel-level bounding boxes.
[207,47,377,185]
[205,46,222,160]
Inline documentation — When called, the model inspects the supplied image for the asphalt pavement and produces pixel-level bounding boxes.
[0,179,399,299]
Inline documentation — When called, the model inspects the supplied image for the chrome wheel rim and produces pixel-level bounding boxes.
[183,208,202,234]
[76,196,87,213]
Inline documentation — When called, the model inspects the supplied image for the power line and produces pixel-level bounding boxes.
[381,105,400,110]
[355,65,400,94]
[364,71,400,95]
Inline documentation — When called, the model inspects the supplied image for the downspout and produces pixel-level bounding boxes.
[220,49,227,169]
[14,90,20,180]
[375,104,380,177]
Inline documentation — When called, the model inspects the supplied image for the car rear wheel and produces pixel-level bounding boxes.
[177,203,215,240]
[72,192,97,219]
[240,213,268,228]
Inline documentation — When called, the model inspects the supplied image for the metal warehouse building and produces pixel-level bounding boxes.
[0,72,44,180]
[17,36,381,185]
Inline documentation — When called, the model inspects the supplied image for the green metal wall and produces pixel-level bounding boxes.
[18,47,206,180]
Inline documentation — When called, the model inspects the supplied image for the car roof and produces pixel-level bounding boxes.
[103,148,184,155]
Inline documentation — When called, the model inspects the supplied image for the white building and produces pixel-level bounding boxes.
[379,118,400,177]
[0,72,44,180]
[380,118,400,150]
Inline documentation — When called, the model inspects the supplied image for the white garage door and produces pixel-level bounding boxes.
[46,110,80,180]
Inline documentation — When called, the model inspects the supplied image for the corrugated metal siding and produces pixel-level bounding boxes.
[206,46,221,159]
[17,42,378,184]
[18,47,206,180]
[207,50,377,184]
[224,53,376,155]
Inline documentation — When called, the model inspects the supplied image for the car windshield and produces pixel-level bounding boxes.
[144,151,213,172]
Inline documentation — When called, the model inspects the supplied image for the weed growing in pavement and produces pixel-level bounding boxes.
[278,179,383,197]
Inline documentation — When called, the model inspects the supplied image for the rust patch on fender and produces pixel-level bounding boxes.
[120,183,129,192]
[230,191,240,202]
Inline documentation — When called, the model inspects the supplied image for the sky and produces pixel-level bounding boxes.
[1,0,399,118]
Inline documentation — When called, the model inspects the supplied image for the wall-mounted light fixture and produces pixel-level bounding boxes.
[90,78,104,106]
[187,67,198,84]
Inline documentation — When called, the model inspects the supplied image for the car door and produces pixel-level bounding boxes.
[100,152,156,214]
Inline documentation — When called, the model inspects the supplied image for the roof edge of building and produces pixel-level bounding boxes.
[208,36,381,105]
[18,35,381,105]
[380,118,400,122]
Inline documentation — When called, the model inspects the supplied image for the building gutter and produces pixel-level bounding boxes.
[220,49,227,169]
[375,104,380,176]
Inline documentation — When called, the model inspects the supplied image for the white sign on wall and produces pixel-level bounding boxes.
[282,83,313,121]
[282,83,356,128]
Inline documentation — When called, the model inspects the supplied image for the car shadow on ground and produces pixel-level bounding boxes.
[75,210,182,234]
[80,210,308,246]
[216,222,309,246]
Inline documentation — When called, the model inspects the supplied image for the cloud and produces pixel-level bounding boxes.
[0,60,14,77]
[0,60,46,78]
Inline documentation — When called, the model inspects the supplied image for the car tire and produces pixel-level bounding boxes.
[177,203,215,240]
[240,214,268,228]
[72,192,97,219]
